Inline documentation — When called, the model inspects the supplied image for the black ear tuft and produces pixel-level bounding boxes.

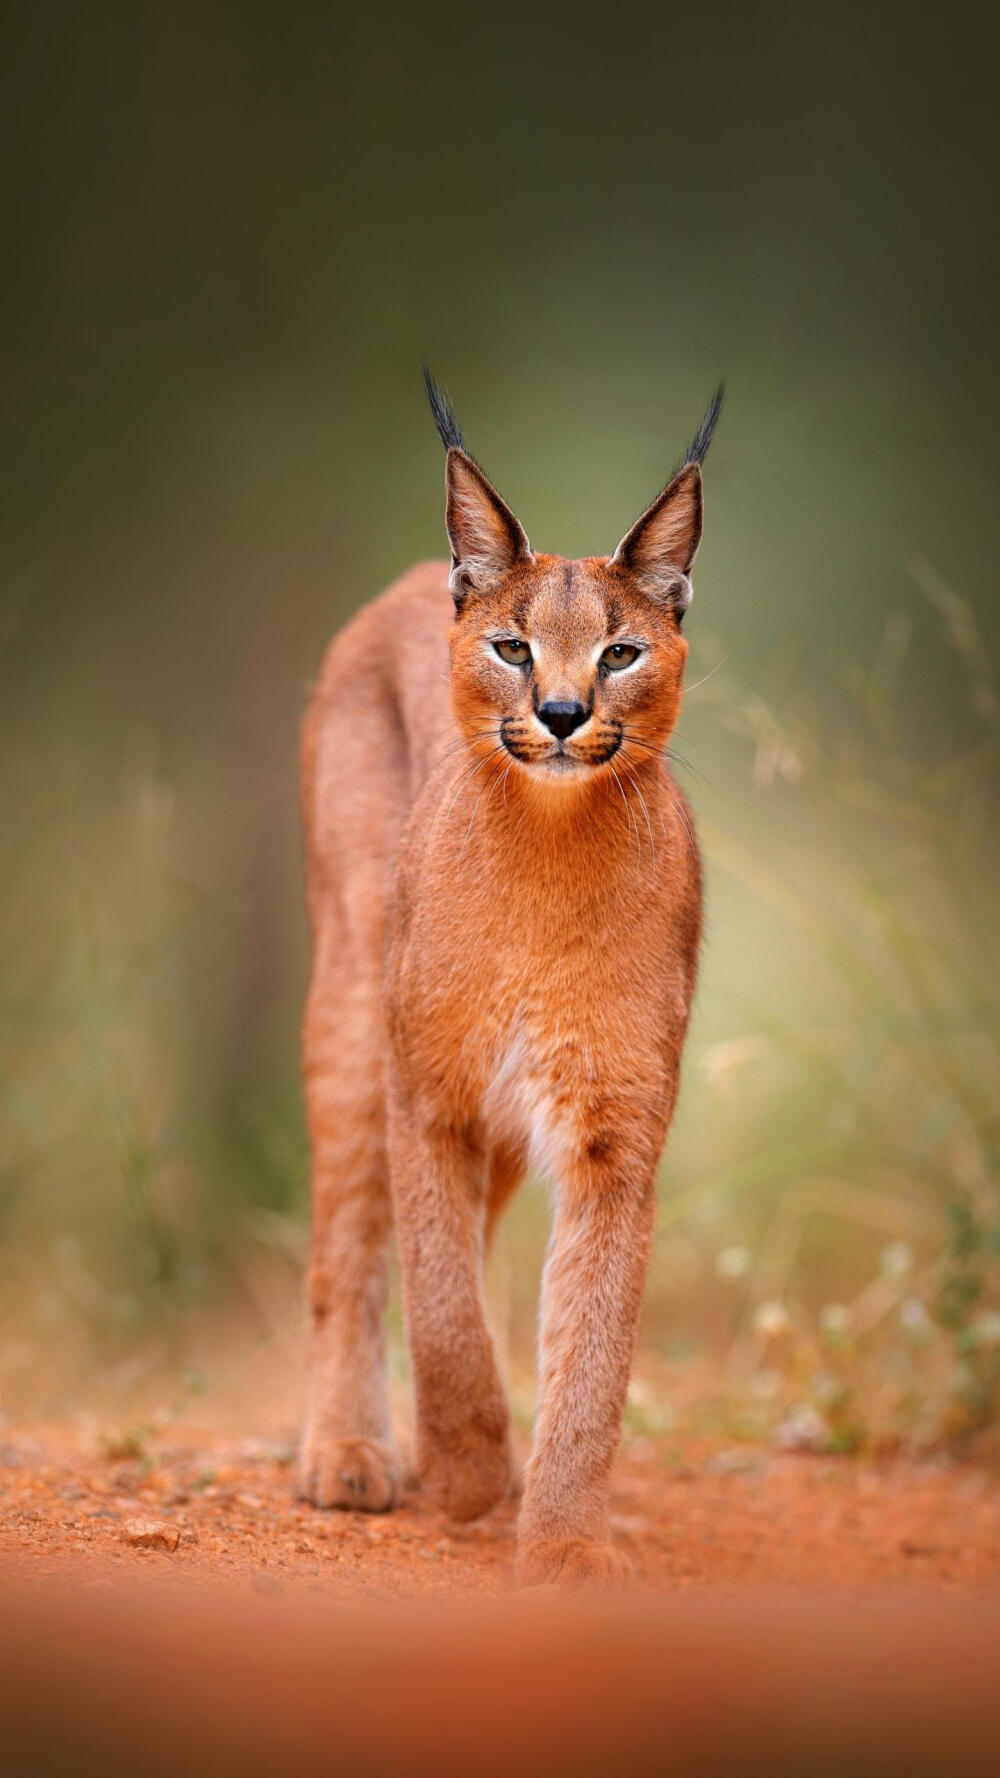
[680,382,725,470]
[422,365,467,453]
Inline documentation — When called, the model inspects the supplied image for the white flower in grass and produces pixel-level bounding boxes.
[900,1297,932,1337]
[880,1242,914,1280]
[811,1370,845,1408]
[752,1301,792,1340]
[716,1245,751,1281]
[819,1303,852,1342]
[970,1311,1000,1348]
[701,1036,771,1091]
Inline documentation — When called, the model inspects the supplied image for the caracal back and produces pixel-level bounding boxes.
[299,564,454,1510]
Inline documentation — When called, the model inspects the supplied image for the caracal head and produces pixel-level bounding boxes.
[423,369,722,786]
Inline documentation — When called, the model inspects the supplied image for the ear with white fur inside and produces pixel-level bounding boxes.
[444,449,532,606]
[610,463,703,611]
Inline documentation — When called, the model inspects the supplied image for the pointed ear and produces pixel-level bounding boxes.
[610,463,703,610]
[445,448,532,606]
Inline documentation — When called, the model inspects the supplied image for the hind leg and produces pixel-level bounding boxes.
[485,1143,526,1498]
[298,938,400,1511]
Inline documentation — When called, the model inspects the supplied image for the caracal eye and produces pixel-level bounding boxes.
[494,638,532,666]
[601,642,640,670]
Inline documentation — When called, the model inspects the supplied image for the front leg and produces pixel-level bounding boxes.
[517,1150,658,1586]
[388,1091,515,1522]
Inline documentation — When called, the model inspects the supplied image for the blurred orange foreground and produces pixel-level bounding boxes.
[1,1580,998,1777]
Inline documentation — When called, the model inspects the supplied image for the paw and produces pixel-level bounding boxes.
[515,1536,632,1589]
[297,1435,400,1512]
[422,1436,513,1523]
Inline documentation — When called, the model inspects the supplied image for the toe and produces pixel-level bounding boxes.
[516,1536,632,1588]
[300,1437,399,1513]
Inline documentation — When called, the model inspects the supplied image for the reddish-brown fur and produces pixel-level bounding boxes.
[299,431,706,1583]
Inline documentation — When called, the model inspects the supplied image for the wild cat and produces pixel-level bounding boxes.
[298,371,721,1583]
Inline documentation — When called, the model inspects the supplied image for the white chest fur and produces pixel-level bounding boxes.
[480,1030,574,1183]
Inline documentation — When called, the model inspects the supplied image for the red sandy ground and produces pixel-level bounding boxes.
[3,1424,999,1776]
[2,1424,998,1596]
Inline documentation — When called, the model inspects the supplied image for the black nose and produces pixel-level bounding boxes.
[537,699,588,740]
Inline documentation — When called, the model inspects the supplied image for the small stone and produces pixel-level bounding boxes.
[123,1517,180,1552]
[99,1430,148,1462]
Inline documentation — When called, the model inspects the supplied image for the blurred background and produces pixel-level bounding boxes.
[2,2,997,1452]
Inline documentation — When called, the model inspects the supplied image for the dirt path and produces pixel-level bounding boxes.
[3,1423,997,1596]
[3,1425,999,1776]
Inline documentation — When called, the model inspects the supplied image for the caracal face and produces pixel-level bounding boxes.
[449,553,688,783]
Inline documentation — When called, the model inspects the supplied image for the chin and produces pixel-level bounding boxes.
[538,754,588,780]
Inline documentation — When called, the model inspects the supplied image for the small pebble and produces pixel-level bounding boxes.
[123,1518,180,1553]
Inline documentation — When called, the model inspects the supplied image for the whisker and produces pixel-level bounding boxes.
[620,727,674,749]
[458,748,508,860]
[683,652,731,696]
[669,786,698,854]
[619,726,717,795]
[481,756,514,827]
[620,760,656,870]
[427,738,472,774]
[616,732,700,851]
[620,731,666,760]
[608,761,641,869]
[605,760,632,837]
[431,743,499,841]
[426,724,497,774]
[665,749,717,793]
